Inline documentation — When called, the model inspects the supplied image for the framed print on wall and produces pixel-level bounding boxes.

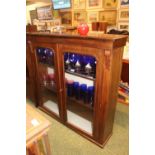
[30,10,37,24]
[104,0,118,9]
[86,0,102,9]
[73,0,86,9]
[99,10,117,25]
[118,9,129,21]
[37,5,53,20]
[120,0,129,8]
[73,11,87,26]
[87,11,98,23]
[117,22,129,31]
[59,11,72,25]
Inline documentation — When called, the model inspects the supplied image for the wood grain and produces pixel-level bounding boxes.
[26,32,127,147]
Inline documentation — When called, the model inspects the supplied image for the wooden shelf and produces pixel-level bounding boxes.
[67,97,93,110]
[65,70,95,81]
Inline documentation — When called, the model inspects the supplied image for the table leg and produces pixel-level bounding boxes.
[43,133,52,155]
[33,140,41,155]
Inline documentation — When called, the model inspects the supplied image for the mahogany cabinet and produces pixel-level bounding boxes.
[26,42,37,102]
[26,32,127,147]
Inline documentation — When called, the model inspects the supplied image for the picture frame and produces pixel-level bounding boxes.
[30,10,37,24]
[118,9,129,21]
[87,11,98,23]
[99,10,117,25]
[120,0,129,8]
[73,11,87,26]
[37,5,53,20]
[117,22,129,31]
[59,11,72,25]
[86,0,102,9]
[73,0,86,10]
[104,0,118,9]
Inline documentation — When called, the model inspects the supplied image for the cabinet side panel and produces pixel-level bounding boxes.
[26,41,37,103]
[103,47,124,142]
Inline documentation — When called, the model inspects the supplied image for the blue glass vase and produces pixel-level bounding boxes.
[69,53,78,72]
[80,84,87,103]
[46,49,54,66]
[67,80,74,97]
[87,86,94,105]
[73,82,80,99]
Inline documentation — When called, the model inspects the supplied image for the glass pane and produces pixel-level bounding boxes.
[36,47,59,117]
[64,52,96,135]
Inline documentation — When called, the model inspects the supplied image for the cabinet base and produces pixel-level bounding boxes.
[38,105,112,148]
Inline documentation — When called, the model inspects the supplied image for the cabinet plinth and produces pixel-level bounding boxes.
[26,32,127,147]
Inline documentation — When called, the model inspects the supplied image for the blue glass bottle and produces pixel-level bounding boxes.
[87,86,94,105]
[67,80,74,97]
[41,48,46,63]
[46,49,54,66]
[69,53,78,72]
[80,84,87,103]
[73,82,80,99]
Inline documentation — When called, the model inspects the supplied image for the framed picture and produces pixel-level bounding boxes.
[59,11,72,25]
[73,0,86,9]
[118,9,129,21]
[117,22,129,31]
[104,0,118,9]
[87,11,98,23]
[30,10,37,24]
[120,0,129,8]
[86,0,102,9]
[37,5,53,20]
[99,10,117,25]
[73,11,87,26]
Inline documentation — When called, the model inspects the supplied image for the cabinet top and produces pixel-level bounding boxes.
[27,31,127,42]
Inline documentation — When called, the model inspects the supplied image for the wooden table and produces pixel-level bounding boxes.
[26,104,51,155]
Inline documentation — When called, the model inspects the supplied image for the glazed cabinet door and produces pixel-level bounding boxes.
[32,42,61,119]
[59,44,103,139]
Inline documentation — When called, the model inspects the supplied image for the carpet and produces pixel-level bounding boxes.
[27,99,129,155]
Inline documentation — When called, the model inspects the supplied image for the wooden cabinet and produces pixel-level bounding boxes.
[26,41,37,103]
[26,32,127,147]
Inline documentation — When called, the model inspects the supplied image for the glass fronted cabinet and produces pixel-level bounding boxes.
[63,52,96,135]
[34,45,61,118]
[26,32,127,147]
[58,44,104,140]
